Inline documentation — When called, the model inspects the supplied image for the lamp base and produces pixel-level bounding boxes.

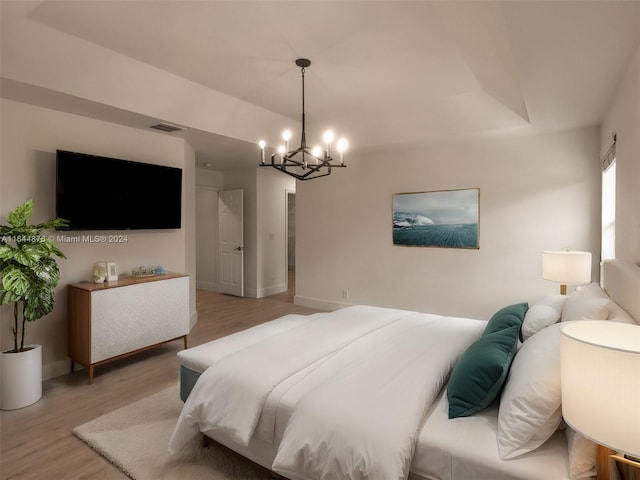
[560,284,567,295]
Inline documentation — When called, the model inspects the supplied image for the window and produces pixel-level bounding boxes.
[601,136,616,260]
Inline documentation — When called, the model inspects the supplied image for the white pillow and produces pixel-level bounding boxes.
[521,295,567,341]
[566,427,597,479]
[574,282,609,299]
[497,323,563,459]
[607,300,637,325]
[561,290,609,322]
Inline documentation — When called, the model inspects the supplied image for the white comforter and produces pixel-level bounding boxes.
[169,305,484,480]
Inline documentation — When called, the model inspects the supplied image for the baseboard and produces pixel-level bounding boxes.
[245,283,288,299]
[293,295,351,311]
[261,283,287,297]
[243,288,258,298]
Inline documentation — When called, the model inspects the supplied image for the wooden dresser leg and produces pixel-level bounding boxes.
[183,335,188,349]
[597,444,613,480]
[88,365,94,385]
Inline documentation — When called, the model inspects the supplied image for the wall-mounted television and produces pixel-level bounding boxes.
[56,150,182,230]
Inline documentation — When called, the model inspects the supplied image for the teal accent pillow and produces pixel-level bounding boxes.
[483,302,528,336]
[447,324,520,418]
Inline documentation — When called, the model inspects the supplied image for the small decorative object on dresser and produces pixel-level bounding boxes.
[106,262,118,281]
[92,262,107,283]
[132,264,166,277]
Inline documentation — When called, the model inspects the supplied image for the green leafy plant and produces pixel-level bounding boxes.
[0,199,68,353]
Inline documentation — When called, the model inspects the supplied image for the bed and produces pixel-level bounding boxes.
[169,259,640,480]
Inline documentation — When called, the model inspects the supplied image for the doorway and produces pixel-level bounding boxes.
[286,191,295,293]
[218,189,245,297]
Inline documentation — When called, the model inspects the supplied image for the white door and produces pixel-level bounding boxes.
[218,189,244,296]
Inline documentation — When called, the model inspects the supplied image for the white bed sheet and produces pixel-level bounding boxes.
[410,389,574,480]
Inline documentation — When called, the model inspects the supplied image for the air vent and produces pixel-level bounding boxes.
[149,122,184,133]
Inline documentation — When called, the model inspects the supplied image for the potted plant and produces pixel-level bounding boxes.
[0,199,67,409]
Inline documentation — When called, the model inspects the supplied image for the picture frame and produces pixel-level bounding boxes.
[106,262,118,281]
[392,188,479,249]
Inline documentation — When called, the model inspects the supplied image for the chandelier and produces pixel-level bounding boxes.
[259,58,348,180]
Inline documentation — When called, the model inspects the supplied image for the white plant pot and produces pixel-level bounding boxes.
[0,344,42,410]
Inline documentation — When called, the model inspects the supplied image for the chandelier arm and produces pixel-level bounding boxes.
[272,164,331,181]
[270,152,304,168]
[300,169,332,180]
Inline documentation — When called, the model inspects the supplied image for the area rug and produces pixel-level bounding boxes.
[73,386,273,480]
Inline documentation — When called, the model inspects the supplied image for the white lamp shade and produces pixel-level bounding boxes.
[542,251,592,284]
[560,321,640,457]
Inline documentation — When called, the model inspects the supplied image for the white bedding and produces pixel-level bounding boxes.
[272,314,485,480]
[169,305,485,480]
[411,389,571,480]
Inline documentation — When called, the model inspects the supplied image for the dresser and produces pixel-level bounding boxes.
[68,273,189,383]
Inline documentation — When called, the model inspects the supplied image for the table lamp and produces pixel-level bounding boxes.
[560,321,640,480]
[542,250,592,294]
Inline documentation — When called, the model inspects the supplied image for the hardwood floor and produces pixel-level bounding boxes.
[0,275,318,480]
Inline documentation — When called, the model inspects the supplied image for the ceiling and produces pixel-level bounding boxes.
[2,1,639,170]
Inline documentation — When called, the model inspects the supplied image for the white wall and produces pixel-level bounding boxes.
[295,127,601,319]
[601,45,640,263]
[196,186,219,291]
[196,168,224,189]
[0,99,194,379]
[257,168,295,297]
[182,141,197,327]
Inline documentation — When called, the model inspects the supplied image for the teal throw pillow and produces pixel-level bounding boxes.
[447,324,520,418]
[483,302,528,336]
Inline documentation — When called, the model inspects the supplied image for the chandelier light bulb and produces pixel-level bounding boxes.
[322,130,335,144]
[282,130,292,153]
[337,138,348,165]
[258,140,266,164]
[277,144,286,165]
[312,145,322,163]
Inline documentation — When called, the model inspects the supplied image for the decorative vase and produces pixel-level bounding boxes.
[0,344,42,410]
[93,262,107,283]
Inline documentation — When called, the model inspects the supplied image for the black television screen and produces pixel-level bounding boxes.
[56,150,182,230]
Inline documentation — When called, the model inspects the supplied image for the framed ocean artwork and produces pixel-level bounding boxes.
[392,188,479,249]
